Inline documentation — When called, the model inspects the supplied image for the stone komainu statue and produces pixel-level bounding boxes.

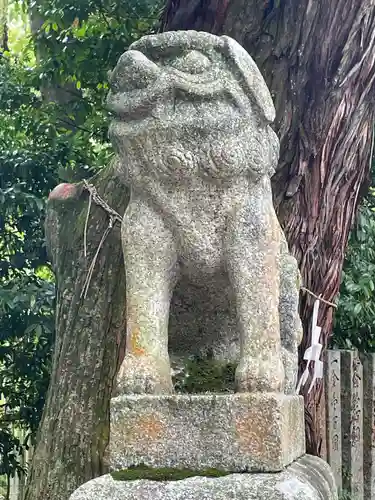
[107,31,302,395]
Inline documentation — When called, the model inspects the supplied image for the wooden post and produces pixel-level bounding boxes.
[361,353,375,500]
[326,349,342,491]
[340,350,364,499]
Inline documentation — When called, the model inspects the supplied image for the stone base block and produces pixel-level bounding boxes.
[109,393,305,473]
[69,455,338,500]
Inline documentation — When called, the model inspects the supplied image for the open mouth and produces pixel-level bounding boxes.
[107,81,249,123]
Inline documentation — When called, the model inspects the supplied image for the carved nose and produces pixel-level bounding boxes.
[170,50,211,74]
[111,50,161,92]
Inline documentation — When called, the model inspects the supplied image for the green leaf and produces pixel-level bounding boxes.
[35,324,43,338]
[353,303,362,315]
[76,26,87,37]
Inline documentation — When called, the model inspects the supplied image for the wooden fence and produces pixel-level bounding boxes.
[326,350,375,499]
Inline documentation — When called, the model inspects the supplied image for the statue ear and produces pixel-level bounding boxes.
[220,35,276,124]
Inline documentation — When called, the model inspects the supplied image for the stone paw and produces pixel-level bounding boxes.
[281,346,298,395]
[235,354,284,393]
[115,354,174,396]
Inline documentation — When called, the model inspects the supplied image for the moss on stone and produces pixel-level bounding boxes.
[111,464,230,482]
[173,356,236,393]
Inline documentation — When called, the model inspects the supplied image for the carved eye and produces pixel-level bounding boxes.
[169,50,211,74]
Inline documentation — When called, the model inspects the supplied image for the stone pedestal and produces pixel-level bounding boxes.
[69,455,338,500]
[110,393,305,473]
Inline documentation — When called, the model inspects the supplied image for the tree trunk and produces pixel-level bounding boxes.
[161,0,375,455]
[23,163,128,500]
[23,10,113,500]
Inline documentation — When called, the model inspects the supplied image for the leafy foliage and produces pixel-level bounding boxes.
[0,0,161,488]
[0,54,58,488]
[333,188,375,351]
[0,428,27,479]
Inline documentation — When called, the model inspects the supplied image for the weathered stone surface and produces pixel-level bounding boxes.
[107,30,302,396]
[325,350,343,491]
[109,393,305,473]
[69,455,338,500]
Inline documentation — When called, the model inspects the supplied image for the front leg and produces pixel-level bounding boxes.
[116,196,178,395]
[226,181,284,393]
[279,233,303,394]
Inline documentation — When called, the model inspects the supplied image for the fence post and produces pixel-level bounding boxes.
[361,353,375,500]
[326,350,365,498]
[326,349,343,491]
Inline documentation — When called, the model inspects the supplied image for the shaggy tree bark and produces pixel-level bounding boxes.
[161,0,375,455]
[23,164,128,500]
